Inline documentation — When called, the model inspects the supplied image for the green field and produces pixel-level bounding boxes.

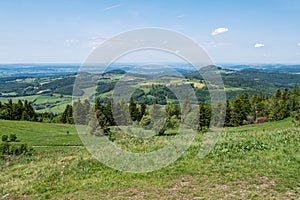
[0,119,299,199]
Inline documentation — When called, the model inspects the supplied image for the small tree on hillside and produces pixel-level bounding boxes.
[293,112,300,127]
[61,104,74,124]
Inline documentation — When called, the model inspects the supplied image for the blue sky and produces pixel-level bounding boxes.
[1,0,300,63]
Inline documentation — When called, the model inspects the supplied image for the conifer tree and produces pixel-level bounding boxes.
[129,97,139,122]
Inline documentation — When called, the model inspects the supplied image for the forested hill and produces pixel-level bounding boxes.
[185,67,300,98]
[225,68,300,88]
[0,66,299,104]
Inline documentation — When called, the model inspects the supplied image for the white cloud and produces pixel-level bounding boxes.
[211,27,229,36]
[298,42,300,46]
[65,39,79,44]
[102,4,122,12]
[254,43,264,48]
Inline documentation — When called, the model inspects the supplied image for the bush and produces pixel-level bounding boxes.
[0,142,10,154]
[140,115,151,127]
[0,143,34,156]
[9,134,17,142]
[293,113,300,127]
[1,135,8,142]
[165,116,180,129]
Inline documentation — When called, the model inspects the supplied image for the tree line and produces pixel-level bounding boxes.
[60,84,300,135]
[1,85,299,134]
[0,99,37,121]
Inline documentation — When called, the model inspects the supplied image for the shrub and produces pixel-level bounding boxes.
[1,135,8,142]
[140,115,151,127]
[165,116,180,129]
[293,113,300,127]
[0,143,34,156]
[0,143,10,154]
[9,134,17,142]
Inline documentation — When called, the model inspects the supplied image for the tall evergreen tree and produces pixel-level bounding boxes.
[22,100,36,121]
[224,100,232,126]
[198,102,211,130]
[61,104,74,124]
[113,99,131,126]
[230,98,245,126]
[129,97,139,122]
[12,100,23,120]
[139,103,147,121]
[269,89,287,121]
[105,99,115,126]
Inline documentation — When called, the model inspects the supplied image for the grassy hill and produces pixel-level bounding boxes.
[0,119,299,199]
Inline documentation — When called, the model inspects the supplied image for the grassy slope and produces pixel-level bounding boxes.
[0,120,81,146]
[0,119,299,199]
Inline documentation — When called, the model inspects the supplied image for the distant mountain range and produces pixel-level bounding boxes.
[220,63,300,74]
[1,63,300,78]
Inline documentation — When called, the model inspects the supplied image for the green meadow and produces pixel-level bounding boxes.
[0,119,299,199]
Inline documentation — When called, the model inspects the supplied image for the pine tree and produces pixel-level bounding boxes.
[73,99,85,124]
[290,84,300,112]
[129,97,139,122]
[61,105,74,124]
[3,99,13,120]
[105,99,115,126]
[139,103,147,121]
[88,107,103,136]
[113,99,131,126]
[269,99,284,121]
[224,100,231,126]
[230,98,245,126]
[198,102,208,130]
[22,100,36,121]
[282,88,290,118]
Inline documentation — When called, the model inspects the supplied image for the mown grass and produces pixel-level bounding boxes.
[0,119,299,199]
[0,120,81,146]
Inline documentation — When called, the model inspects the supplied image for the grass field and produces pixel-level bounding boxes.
[0,119,299,199]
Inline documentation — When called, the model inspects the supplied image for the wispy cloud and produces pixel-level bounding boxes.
[254,43,264,48]
[102,4,123,12]
[298,42,300,46]
[65,39,79,44]
[211,27,229,36]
